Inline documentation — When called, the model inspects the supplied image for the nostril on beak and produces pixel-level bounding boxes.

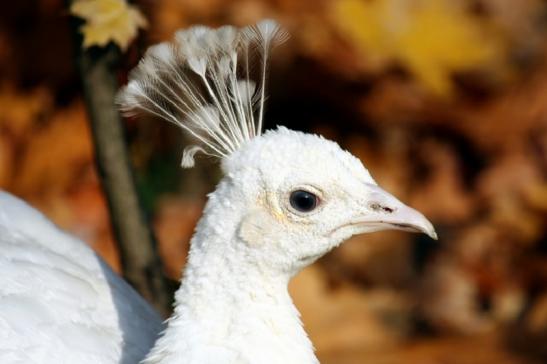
[369,202,395,214]
[362,185,437,239]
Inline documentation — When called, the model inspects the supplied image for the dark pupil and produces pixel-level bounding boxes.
[290,190,317,212]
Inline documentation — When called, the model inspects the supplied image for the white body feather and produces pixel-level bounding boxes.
[0,191,163,364]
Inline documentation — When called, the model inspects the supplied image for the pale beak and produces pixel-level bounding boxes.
[353,184,437,240]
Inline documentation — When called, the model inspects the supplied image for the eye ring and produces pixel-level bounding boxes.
[289,190,319,213]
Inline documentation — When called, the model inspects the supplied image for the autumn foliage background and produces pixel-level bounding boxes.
[1,1,547,363]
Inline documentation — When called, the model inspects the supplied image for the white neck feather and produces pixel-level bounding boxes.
[142,180,318,364]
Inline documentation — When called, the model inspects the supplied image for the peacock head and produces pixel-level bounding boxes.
[220,126,436,274]
[117,20,436,275]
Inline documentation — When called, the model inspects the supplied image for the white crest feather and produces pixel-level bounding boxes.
[117,19,288,168]
[181,145,205,168]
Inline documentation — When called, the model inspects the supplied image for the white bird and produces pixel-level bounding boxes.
[0,20,436,364]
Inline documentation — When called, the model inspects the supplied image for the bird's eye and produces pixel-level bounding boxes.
[289,190,318,213]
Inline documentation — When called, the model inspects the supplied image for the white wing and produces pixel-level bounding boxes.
[0,191,164,364]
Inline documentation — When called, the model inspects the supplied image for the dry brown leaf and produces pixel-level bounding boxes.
[154,196,204,279]
[410,140,475,223]
[0,135,14,188]
[0,85,53,138]
[419,256,493,334]
[13,101,93,197]
[290,265,403,359]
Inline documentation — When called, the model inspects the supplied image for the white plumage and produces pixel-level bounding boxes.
[0,20,436,364]
[0,191,162,364]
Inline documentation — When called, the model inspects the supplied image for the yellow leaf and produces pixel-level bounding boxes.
[333,0,505,96]
[70,0,147,51]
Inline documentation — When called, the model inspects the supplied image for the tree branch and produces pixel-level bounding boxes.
[75,42,173,317]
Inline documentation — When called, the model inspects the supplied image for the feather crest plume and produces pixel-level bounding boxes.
[117,20,289,167]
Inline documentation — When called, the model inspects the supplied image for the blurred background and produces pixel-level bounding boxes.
[1,0,547,363]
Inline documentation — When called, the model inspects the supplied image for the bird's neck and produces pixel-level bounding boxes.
[143,186,318,364]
